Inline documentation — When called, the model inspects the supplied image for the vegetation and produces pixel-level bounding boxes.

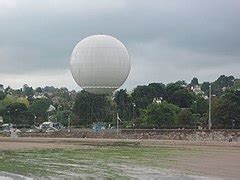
[0,74,239,128]
[141,102,180,127]
[0,146,195,178]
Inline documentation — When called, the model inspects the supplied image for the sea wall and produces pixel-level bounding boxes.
[4,129,239,142]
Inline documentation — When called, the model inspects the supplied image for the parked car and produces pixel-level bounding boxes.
[40,121,63,132]
[1,123,14,133]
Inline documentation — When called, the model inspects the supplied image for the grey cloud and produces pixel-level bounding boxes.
[0,0,239,89]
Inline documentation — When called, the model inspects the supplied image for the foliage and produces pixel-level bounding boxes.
[141,101,180,127]
[232,79,240,90]
[0,74,239,128]
[211,75,235,96]
[170,89,194,108]
[176,109,194,126]
[190,95,208,116]
[190,77,199,86]
[212,90,240,128]
[23,85,34,96]
[201,82,210,95]
[114,89,133,121]
[73,91,113,125]
[51,110,74,126]
[3,95,17,106]
[131,83,166,118]
[0,91,6,101]
[35,87,42,93]
[2,102,33,125]
[16,97,30,107]
[165,82,183,102]
[28,98,51,123]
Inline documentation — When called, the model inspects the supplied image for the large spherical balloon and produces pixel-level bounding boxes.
[70,35,131,94]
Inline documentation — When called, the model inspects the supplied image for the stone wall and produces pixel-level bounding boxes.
[121,129,240,141]
[6,129,239,142]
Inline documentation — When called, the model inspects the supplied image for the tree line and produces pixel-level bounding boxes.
[0,75,239,129]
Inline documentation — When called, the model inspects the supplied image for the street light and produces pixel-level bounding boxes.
[14,108,18,127]
[59,105,62,123]
[68,115,71,133]
[34,115,37,126]
[232,119,235,130]
[132,103,136,121]
[208,84,212,130]
[132,103,136,131]
[7,110,10,125]
[193,101,197,130]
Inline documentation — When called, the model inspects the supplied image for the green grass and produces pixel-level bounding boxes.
[0,146,198,178]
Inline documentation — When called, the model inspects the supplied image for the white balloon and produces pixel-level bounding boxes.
[70,35,131,94]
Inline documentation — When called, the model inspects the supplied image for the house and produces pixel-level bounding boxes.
[153,97,163,104]
[191,85,204,95]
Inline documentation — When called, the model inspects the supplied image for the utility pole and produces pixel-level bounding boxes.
[7,111,10,125]
[34,115,37,126]
[68,116,71,133]
[208,84,212,130]
[116,113,122,136]
[117,114,119,136]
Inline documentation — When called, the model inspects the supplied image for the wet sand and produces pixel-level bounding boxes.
[0,137,239,179]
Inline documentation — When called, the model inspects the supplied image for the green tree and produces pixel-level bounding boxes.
[0,91,6,101]
[4,86,11,94]
[0,101,5,115]
[190,77,199,86]
[212,90,240,128]
[131,83,166,116]
[52,110,73,126]
[141,102,180,127]
[23,85,34,96]
[165,83,183,102]
[3,95,17,106]
[177,109,194,126]
[16,97,30,107]
[175,80,187,86]
[132,85,153,110]
[211,75,235,96]
[35,87,42,93]
[114,89,133,122]
[73,91,112,125]
[232,79,240,91]
[171,89,194,108]
[201,82,210,95]
[28,98,51,123]
[3,102,33,125]
[190,95,208,116]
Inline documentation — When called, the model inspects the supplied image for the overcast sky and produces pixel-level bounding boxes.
[0,0,239,91]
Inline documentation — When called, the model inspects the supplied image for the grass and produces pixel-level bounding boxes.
[0,146,198,178]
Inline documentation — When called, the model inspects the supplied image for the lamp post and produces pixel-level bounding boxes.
[59,105,62,123]
[34,115,37,126]
[208,84,212,130]
[68,115,71,133]
[116,113,122,136]
[132,103,136,131]
[117,113,119,136]
[193,100,197,130]
[232,119,235,130]
[7,110,10,125]
[132,103,136,121]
